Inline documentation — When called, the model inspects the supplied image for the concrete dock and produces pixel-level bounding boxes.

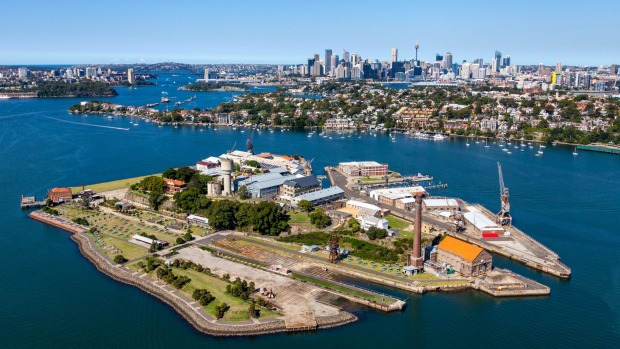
[327,166,571,279]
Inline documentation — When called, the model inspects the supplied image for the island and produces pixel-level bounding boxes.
[24,150,568,337]
[181,82,249,92]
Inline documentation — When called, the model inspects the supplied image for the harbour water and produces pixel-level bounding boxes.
[1,74,619,348]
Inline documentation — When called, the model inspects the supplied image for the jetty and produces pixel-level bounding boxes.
[577,143,620,155]
[20,195,46,209]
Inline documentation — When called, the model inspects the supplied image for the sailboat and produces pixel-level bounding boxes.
[484,139,490,148]
[573,147,579,156]
[537,145,544,155]
[466,138,470,146]
[475,136,480,144]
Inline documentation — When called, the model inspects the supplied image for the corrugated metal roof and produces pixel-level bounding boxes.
[438,236,483,262]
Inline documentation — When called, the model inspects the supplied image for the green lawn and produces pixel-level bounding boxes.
[70,173,160,194]
[385,215,410,230]
[173,268,279,322]
[100,234,149,260]
[288,211,311,224]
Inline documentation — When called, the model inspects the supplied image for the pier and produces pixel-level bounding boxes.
[577,143,620,155]
[20,195,46,209]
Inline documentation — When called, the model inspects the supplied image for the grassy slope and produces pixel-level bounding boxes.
[70,173,160,194]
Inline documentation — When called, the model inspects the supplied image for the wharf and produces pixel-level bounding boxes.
[28,210,88,234]
[326,166,571,279]
[445,204,571,279]
[577,143,620,155]
[20,195,46,209]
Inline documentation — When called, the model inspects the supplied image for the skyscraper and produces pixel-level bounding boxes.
[391,48,398,63]
[204,68,210,80]
[556,61,562,73]
[343,49,350,63]
[325,49,333,74]
[435,53,443,62]
[127,68,135,84]
[445,52,453,68]
[493,51,502,72]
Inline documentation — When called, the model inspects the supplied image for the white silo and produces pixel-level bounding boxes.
[219,158,233,196]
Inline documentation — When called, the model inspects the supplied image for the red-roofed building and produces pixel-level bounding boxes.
[165,179,186,193]
[48,187,73,204]
[436,236,492,277]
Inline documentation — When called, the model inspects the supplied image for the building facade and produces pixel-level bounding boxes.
[436,236,492,277]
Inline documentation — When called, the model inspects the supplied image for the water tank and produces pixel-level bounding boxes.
[220,158,233,172]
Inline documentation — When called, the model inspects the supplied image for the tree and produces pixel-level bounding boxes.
[346,218,361,233]
[113,255,127,264]
[297,200,314,212]
[206,200,239,230]
[237,185,250,200]
[248,304,258,318]
[162,167,177,180]
[309,208,331,229]
[176,237,185,244]
[45,198,53,207]
[215,303,230,319]
[183,232,193,241]
[366,226,388,240]
[149,191,168,211]
[247,201,290,235]
[136,176,166,192]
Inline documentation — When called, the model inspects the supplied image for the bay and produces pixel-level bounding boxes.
[0,74,618,348]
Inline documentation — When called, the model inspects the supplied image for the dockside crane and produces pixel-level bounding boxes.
[496,162,512,226]
[246,127,255,154]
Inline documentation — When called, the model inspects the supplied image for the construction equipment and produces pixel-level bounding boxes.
[246,127,255,154]
[227,141,236,154]
[496,162,512,226]
[328,232,340,263]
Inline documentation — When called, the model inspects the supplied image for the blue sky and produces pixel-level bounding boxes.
[1,0,618,66]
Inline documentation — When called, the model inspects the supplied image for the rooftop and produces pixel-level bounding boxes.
[437,236,484,262]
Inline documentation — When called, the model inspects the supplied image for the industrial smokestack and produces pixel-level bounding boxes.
[409,194,424,268]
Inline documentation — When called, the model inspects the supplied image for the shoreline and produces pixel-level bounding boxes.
[28,210,357,337]
[70,231,358,336]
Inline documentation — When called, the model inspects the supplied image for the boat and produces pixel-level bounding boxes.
[502,148,509,152]
[537,145,544,155]
[107,116,113,119]
[475,137,480,144]
[573,147,578,156]
[161,97,170,103]
[466,139,470,146]
[484,139,490,148]
[507,151,512,154]
[433,134,447,141]
[540,144,546,149]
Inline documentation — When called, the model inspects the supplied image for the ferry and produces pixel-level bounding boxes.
[433,134,448,141]
[161,97,170,103]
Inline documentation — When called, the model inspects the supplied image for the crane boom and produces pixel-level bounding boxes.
[496,162,512,226]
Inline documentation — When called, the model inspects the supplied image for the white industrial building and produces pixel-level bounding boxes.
[132,234,169,247]
[357,215,389,230]
[463,210,506,238]
[291,186,345,207]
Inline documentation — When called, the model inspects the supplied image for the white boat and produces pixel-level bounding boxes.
[537,145,544,154]
[484,139,489,148]
[107,116,113,119]
[502,148,509,152]
[466,139,470,146]
[540,144,546,149]
[433,134,447,141]
[573,147,578,156]
[475,137,480,144]
[507,151,512,154]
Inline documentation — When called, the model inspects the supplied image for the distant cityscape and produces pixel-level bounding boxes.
[1,44,619,93]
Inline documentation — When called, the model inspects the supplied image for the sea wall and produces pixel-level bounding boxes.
[70,232,357,336]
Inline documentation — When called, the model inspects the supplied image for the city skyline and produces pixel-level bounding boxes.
[1,0,619,66]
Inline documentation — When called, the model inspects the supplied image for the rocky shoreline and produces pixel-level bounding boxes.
[70,232,357,336]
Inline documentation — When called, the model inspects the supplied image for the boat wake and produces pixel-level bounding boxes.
[41,116,130,131]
